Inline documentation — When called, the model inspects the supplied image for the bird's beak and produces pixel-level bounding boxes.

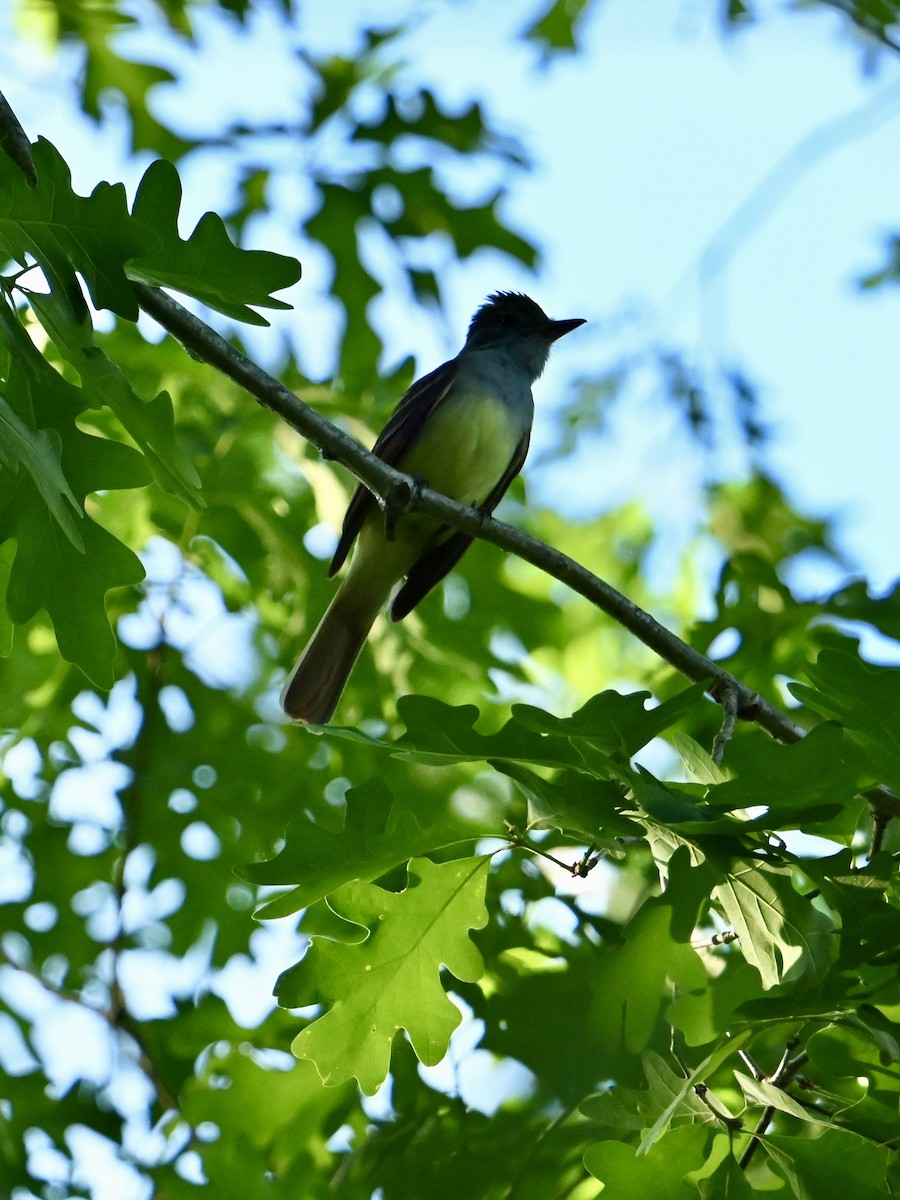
[546,317,587,342]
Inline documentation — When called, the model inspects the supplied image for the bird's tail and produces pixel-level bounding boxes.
[280,577,385,724]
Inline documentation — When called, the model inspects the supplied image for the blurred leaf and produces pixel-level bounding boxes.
[823,578,900,643]
[790,647,900,796]
[588,900,707,1055]
[524,0,591,55]
[585,1124,713,1197]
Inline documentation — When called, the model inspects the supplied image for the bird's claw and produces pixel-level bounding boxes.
[383,474,426,541]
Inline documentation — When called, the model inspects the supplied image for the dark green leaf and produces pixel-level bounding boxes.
[790,648,900,796]
[129,158,301,323]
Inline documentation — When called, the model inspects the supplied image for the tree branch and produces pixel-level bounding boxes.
[131,282,900,822]
[739,1046,809,1171]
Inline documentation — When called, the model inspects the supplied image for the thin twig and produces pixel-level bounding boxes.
[130,282,900,823]
[738,1048,764,1081]
[739,1046,809,1171]
[501,1101,582,1200]
[505,828,603,877]
[711,684,739,765]
[870,812,889,859]
[109,646,165,1022]
[693,1082,742,1131]
[692,929,739,949]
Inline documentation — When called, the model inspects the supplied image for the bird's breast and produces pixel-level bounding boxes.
[398,388,529,506]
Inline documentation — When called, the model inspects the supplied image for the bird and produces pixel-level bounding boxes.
[281,290,586,723]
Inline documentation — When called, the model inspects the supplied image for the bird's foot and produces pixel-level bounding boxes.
[383,474,426,541]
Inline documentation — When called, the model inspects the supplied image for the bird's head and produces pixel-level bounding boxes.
[464,291,585,379]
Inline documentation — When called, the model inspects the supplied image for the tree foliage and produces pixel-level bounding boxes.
[1,3,899,1199]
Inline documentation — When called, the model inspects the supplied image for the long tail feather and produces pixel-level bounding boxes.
[281,583,382,724]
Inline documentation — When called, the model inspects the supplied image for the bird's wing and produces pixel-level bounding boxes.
[389,427,531,620]
[329,358,461,577]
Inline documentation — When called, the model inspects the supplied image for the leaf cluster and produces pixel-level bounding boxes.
[2,4,900,1200]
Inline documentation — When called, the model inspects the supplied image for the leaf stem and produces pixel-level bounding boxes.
[505,828,603,877]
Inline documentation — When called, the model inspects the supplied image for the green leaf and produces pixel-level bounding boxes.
[713,862,834,990]
[326,688,707,783]
[128,158,301,324]
[667,964,765,1048]
[0,284,148,682]
[799,851,894,971]
[0,137,150,318]
[499,759,638,842]
[733,1068,823,1122]
[0,539,14,656]
[278,856,490,1094]
[631,772,723,831]
[512,682,708,758]
[764,1127,892,1199]
[326,693,586,770]
[0,139,300,325]
[705,723,870,830]
[637,1033,751,1154]
[807,1022,900,1080]
[245,776,479,917]
[790,648,900,796]
[664,845,721,942]
[0,294,83,547]
[478,939,627,1102]
[823,578,900,643]
[3,471,145,685]
[583,1049,713,1134]
[698,1150,756,1200]
[182,1043,355,1160]
[585,1124,712,1198]
[524,0,591,55]
[805,1022,900,1139]
[0,392,83,549]
[588,900,707,1056]
[29,288,201,506]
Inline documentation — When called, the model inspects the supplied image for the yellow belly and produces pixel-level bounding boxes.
[344,389,524,597]
[397,390,521,506]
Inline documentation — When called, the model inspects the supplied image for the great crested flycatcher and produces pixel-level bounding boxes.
[281,291,586,723]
